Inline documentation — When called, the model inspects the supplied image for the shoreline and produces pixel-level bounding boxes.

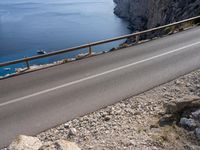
[0,24,197,80]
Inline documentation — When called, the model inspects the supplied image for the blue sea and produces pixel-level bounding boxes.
[0,0,130,76]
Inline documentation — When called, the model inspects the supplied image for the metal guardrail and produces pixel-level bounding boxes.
[0,15,200,69]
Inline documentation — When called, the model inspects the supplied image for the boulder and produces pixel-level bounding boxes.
[179,118,197,130]
[8,135,42,150]
[164,96,200,114]
[39,140,81,150]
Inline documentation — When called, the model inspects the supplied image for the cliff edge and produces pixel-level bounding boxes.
[114,0,200,31]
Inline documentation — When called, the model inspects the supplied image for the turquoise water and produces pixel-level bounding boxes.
[0,0,130,76]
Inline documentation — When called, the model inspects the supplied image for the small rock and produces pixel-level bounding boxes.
[186,83,191,87]
[134,111,141,115]
[180,118,197,130]
[162,92,172,98]
[68,128,77,136]
[8,135,42,150]
[195,128,200,140]
[191,109,200,120]
[64,123,70,129]
[104,116,111,121]
[196,84,200,88]
[175,80,181,85]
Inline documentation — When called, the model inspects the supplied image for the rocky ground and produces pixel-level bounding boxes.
[36,69,200,150]
[4,69,200,150]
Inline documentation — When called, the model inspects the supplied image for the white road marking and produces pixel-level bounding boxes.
[1,41,200,107]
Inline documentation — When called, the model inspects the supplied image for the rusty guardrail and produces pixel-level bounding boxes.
[0,15,200,69]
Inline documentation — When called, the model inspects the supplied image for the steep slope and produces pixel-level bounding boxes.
[114,0,200,31]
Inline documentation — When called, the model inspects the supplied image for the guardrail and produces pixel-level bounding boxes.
[0,15,200,69]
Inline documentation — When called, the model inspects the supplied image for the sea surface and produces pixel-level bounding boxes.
[0,0,130,76]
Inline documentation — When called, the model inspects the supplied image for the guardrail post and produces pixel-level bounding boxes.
[24,58,30,69]
[135,35,140,43]
[88,46,92,55]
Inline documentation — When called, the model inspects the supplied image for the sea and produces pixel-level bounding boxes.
[0,0,130,76]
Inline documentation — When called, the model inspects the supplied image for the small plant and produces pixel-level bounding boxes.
[164,26,176,34]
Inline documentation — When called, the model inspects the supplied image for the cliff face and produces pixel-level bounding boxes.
[114,0,200,31]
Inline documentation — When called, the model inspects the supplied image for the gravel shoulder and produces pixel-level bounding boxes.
[33,68,200,150]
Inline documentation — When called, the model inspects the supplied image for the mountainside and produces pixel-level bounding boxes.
[114,0,200,31]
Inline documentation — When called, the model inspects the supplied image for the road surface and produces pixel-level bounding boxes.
[1,27,200,148]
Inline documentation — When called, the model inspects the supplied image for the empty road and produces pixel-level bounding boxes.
[1,27,200,148]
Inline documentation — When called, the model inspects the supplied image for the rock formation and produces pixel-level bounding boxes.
[8,135,42,150]
[114,0,200,31]
[7,135,80,150]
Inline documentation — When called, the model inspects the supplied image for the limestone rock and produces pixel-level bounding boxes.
[8,135,42,150]
[114,0,200,31]
[39,140,81,150]
[164,96,200,114]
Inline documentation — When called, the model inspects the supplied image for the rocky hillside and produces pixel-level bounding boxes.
[114,0,200,31]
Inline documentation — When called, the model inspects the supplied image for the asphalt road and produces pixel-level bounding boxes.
[1,27,200,148]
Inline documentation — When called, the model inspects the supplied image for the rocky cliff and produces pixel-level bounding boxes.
[114,0,200,31]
